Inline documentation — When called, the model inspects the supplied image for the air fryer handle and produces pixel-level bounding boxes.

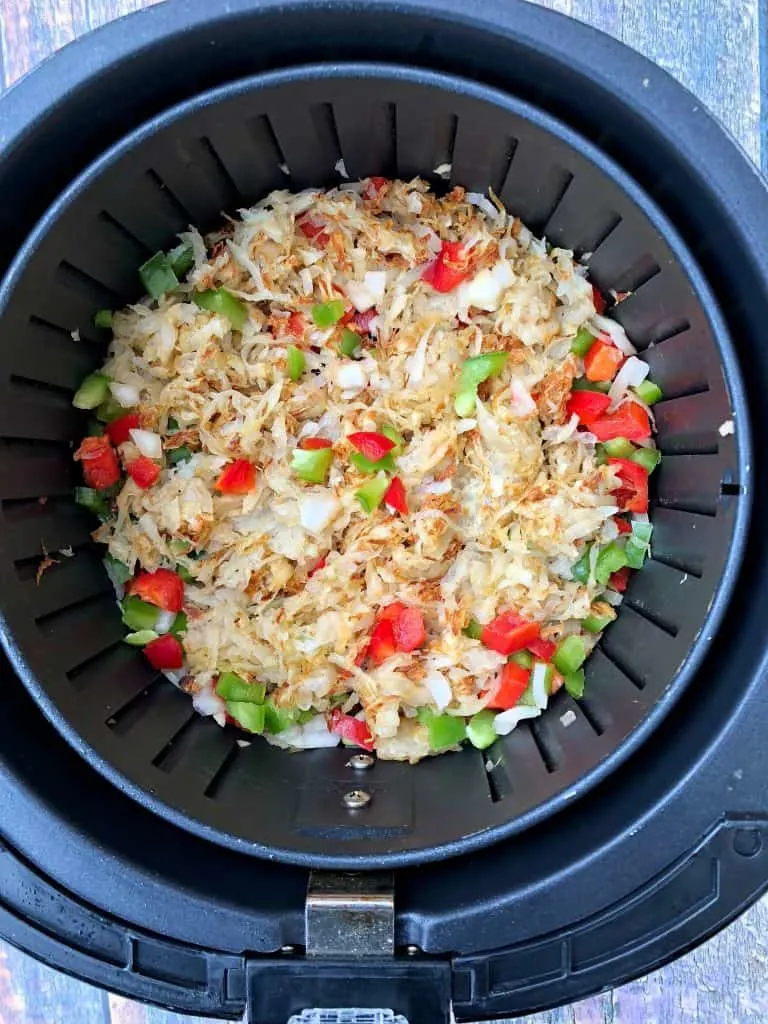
[245,956,452,1024]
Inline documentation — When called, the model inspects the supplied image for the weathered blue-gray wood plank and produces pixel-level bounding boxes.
[0,0,764,1022]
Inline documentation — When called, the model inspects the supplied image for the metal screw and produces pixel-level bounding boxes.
[280,945,295,954]
[406,945,421,956]
[343,789,372,810]
[347,753,375,771]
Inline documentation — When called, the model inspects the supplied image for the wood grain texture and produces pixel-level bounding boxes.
[0,0,764,1021]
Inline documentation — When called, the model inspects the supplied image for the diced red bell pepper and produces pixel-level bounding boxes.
[74,436,121,490]
[610,566,631,592]
[422,240,472,293]
[368,618,397,665]
[566,390,611,425]
[348,431,396,461]
[615,516,633,534]
[215,459,256,494]
[384,476,408,515]
[364,176,388,199]
[287,312,305,338]
[144,633,184,670]
[487,662,530,710]
[592,285,607,315]
[584,339,625,382]
[482,611,540,656]
[105,412,140,446]
[308,556,327,578]
[328,707,374,750]
[126,456,160,490]
[608,457,649,513]
[130,568,185,612]
[352,309,377,336]
[589,402,652,442]
[300,437,333,451]
[297,215,330,248]
[528,636,556,661]
[377,603,426,652]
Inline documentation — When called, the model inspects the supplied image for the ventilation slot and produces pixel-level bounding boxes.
[97,211,152,258]
[146,168,194,223]
[483,749,512,803]
[199,135,241,208]
[499,133,573,232]
[152,713,201,771]
[528,719,562,774]
[609,256,660,296]
[650,552,703,580]
[9,374,74,404]
[1,495,92,561]
[204,744,242,799]
[396,109,457,184]
[106,675,164,733]
[56,261,123,307]
[249,114,290,181]
[333,101,396,181]
[106,676,194,752]
[577,698,608,737]
[597,644,645,691]
[35,592,125,669]
[622,598,679,638]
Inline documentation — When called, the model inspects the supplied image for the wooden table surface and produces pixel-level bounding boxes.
[0,0,765,1021]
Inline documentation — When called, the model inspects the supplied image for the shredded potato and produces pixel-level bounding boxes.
[83,177,654,762]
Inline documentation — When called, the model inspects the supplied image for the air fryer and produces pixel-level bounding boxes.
[0,1,766,1022]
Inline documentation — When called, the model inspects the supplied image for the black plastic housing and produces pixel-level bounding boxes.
[0,1,766,1020]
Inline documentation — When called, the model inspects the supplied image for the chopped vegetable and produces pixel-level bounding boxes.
[73,373,111,410]
[589,402,652,442]
[298,216,330,247]
[608,457,649,513]
[311,299,345,328]
[168,243,195,278]
[139,252,178,300]
[383,476,408,515]
[287,312,305,338]
[631,447,662,473]
[592,286,607,314]
[378,603,426,652]
[328,708,374,750]
[216,672,266,703]
[529,661,553,708]
[571,544,593,584]
[129,568,185,612]
[595,542,629,585]
[74,486,110,517]
[582,610,615,633]
[129,428,162,460]
[571,377,611,393]
[176,563,196,584]
[380,423,406,453]
[170,611,188,637]
[95,396,125,423]
[193,288,248,330]
[349,451,396,475]
[528,636,556,661]
[584,339,625,382]
[487,661,530,709]
[418,708,467,750]
[511,650,534,669]
[263,700,294,734]
[340,328,363,357]
[610,566,631,592]
[462,618,483,640]
[291,447,334,484]
[226,701,266,734]
[287,345,306,381]
[454,351,508,416]
[299,436,333,450]
[121,595,160,632]
[481,610,540,656]
[634,380,663,405]
[123,630,159,647]
[105,412,140,445]
[368,618,397,665]
[601,437,635,459]
[422,240,471,293]
[348,431,396,462]
[625,520,653,569]
[570,328,596,357]
[104,553,131,584]
[126,456,160,489]
[564,668,585,698]
[74,436,121,490]
[566,390,611,425]
[355,473,390,514]
[93,309,113,329]
[467,709,497,749]
[553,635,586,676]
[167,445,193,466]
[215,459,256,494]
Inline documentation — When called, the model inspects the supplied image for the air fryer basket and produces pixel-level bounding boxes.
[0,63,748,868]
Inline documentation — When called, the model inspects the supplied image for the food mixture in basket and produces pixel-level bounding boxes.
[70,176,663,761]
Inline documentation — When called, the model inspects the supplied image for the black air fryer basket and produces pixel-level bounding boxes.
[0,1,767,1021]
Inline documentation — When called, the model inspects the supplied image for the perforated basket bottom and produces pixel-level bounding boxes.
[0,63,748,867]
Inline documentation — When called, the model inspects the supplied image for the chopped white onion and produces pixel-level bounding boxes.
[456,418,477,434]
[109,382,140,408]
[494,705,541,735]
[424,670,452,711]
[335,362,367,393]
[530,663,550,710]
[459,261,514,312]
[129,428,163,460]
[299,493,340,535]
[364,271,387,303]
[508,380,537,418]
[162,668,187,686]
[334,157,349,179]
[154,609,177,635]
[603,589,624,607]
[608,356,649,409]
[589,314,637,355]
[433,162,452,178]
[466,192,500,221]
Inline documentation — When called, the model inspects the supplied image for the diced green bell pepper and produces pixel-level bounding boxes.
[553,635,586,676]
[193,288,248,330]
[582,611,615,633]
[600,436,635,459]
[462,618,483,640]
[121,595,160,632]
[467,709,498,750]
[287,345,306,381]
[340,328,363,357]
[418,708,467,750]
[595,542,629,584]
[73,373,112,410]
[631,447,661,474]
[95,396,124,423]
[168,242,195,278]
[380,423,405,455]
[226,701,267,734]
[123,629,159,646]
[570,328,596,357]
[170,611,188,638]
[454,352,508,416]
[93,309,113,329]
[571,377,611,393]
[104,553,131,584]
[167,445,193,466]
[571,544,593,584]
[511,650,534,669]
[263,700,294,734]
[139,252,178,300]
[311,299,345,328]
[563,668,585,699]
[355,473,390,514]
[216,671,266,703]
[633,380,663,405]
[625,520,653,569]
[176,563,197,584]
[348,451,396,475]
[291,447,334,484]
